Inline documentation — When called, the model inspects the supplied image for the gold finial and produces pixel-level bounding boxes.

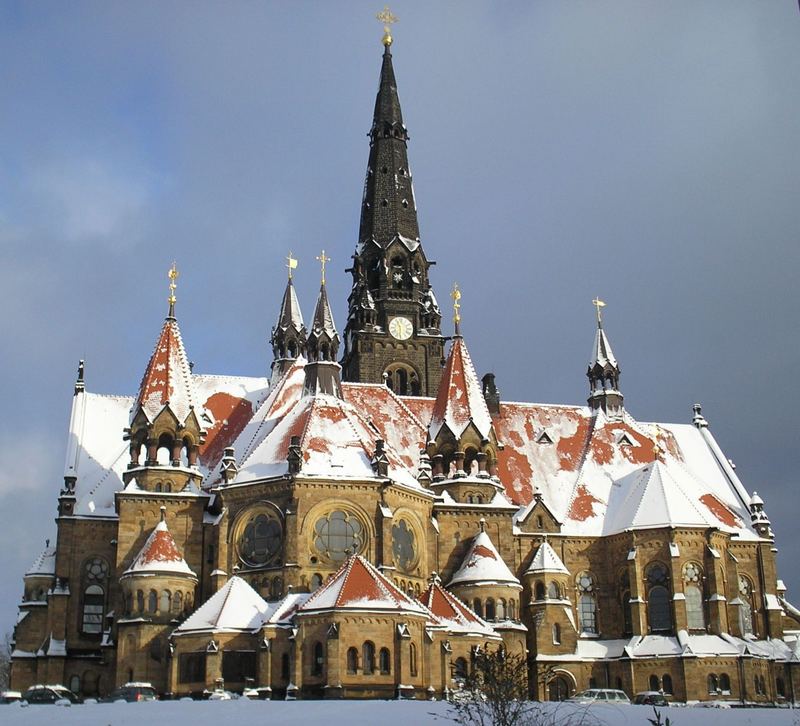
[376,5,398,46]
[286,251,298,280]
[592,296,606,326]
[168,262,179,317]
[451,282,462,336]
[316,250,331,286]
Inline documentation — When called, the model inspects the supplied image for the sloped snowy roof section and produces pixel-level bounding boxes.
[124,515,196,578]
[175,576,268,634]
[449,530,520,588]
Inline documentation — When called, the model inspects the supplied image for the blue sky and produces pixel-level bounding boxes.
[1,1,799,635]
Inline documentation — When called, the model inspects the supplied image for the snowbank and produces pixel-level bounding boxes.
[0,699,796,725]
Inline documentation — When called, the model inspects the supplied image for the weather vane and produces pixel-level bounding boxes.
[286,251,298,280]
[376,5,398,46]
[451,282,461,335]
[592,296,606,326]
[316,250,330,285]
[168,262,179,316]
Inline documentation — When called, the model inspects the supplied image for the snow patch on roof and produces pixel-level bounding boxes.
[25,545,56,578]
[449,530,520,588]
[175,576,268,634]
[526,541,569,575]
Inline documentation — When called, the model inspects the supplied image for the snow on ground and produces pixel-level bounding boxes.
[1,699,798,726]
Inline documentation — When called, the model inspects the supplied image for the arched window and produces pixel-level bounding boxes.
[473,598,483,617]
[379,647,391,674]
[124,592,133,616]
[708,673,719,694]
[547,581,560,600]
[453,657,468,681]
[777,677,786,698]
[81,557,109,635]
[347,647,358,674]
[281,653,290,680]
[509,599,516,620]
[174,591,183,613]
[759,675,766,695]
[485,598,496,620]
[738,576,754,636]
[552,623,561,644]
[410,643,418,677]
[646,563,672,632]
[160,590,171,614]
[363,642,375,675]
[649,674,660,691]
[662,674,673,695]
[683,563,705,630]
[311,573,323,590]
[577,573,597,634]
[137,590,144,613]
[311,641,324,676]
[534,582,545,601]
[69,675,81,694]
[720,673,730,693]
[271,576,284,601]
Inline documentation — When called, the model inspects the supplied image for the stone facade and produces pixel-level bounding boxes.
[9,37,800,705]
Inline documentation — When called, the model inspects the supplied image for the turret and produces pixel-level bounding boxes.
[270,256,307,382]
[587,298,623,416]
[123,265,207,492]
[303,252,343,398]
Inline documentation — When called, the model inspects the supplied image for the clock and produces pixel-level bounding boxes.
[388,316,413,340]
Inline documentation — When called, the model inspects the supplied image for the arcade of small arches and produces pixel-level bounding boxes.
[123,587,194,618]
[384,362,420,396]
[129,430,200,469]
[470,596,518,622]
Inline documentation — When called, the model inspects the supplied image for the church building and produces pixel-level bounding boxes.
[10,24,800,705]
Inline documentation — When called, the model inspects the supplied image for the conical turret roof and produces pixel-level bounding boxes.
[133,315,198,425]
[419,577,496,636]
[429,336,493,441]
[449,530,520,588]
[275,277,305,333]
[124,512,196,578]
[299,555,428,615]
[309,283,339,342]
[525,540,570,575]
[589,323,619,373]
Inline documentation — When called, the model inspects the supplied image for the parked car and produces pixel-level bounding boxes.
[20,684,81,705]
[0,691,22,704]
[633,691,669,706]
[693,700,732,708]
[568,689,631,704]
[100,682,157,703]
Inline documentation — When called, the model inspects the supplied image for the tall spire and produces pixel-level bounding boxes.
[270,254,307,380]
[587,298,623,416]
[358,32,419,249]
[341,35,445,396]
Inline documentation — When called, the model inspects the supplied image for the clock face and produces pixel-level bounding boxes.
[389,316,413,340]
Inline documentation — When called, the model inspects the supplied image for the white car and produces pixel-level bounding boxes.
[568,689,631,704]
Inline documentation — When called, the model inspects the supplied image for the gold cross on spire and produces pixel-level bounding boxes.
[316,250,330,285]
[592,296,606,326]
[286,251,298,280]
[168,262,179,317]
[451,282,462,336]
[376,5,398,46]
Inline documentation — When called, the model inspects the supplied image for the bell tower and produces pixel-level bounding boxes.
[341,22,444,397]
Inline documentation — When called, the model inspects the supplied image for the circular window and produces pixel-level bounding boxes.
[313,510,364,562]
[238,512,282,566]
[391,519,417,573]
[85,558,108,582]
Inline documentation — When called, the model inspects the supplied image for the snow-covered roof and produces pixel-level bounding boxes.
[526,541,569,576]
[25,545,56,578]
[123,513,196,578]
[448,530,520,588]
[299,555,429,616]
[174,576,268,634]
[429,336,493,442]
[418,578,498,638]
[603,459,740,535]
[133,316,199,426]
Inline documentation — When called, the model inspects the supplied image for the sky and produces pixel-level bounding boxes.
[0,1,798,637]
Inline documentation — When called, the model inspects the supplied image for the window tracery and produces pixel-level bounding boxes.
[313,509,365,562]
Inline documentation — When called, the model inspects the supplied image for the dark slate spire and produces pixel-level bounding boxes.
[304,255,342,398]
[358,44,420,249]
[270,276,307,380]
[587,299,623,416]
